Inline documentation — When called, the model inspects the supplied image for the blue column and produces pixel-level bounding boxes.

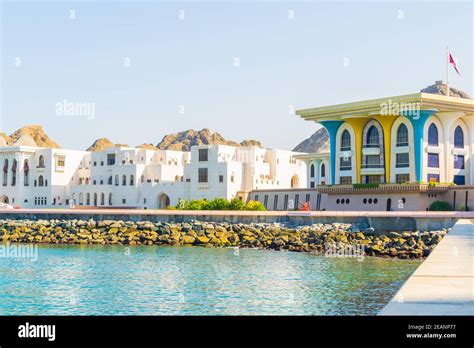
[403,109,437,182]
[319,120,343,185]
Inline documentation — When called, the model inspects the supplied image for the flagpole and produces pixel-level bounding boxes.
[446,46,450,97]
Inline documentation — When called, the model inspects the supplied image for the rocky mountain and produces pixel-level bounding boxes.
[292,128,329,153]
[0,125,61,148]
[86,138,130,152]
[155,128,262,151]
[421,81,471,99]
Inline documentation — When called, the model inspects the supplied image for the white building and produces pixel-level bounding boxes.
[0,139,307,209]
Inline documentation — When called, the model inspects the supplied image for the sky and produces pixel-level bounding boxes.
[1,0,472,151]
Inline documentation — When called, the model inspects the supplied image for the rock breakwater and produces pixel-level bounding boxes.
[0,219,448,259]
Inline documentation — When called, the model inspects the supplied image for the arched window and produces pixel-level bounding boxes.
[108,176,113,185]
[93,193,98,206]
[85,178,89,185]
[79,193,84,205]
[45,179,48,187]
[428,123,438,146]
[86,193,90,205]
[396,124,409,147]
[24,159,29,186]
[114,175,119,186]
[129,175,134,186]
[454,126,464,149]
[38,155,45,168]
[108,193,113,205]
[3,159,8,186]
[122,175,126,186]
[310,164,315,178]
[321,163,326,177]
[100,193,105,205]
[340,130,351,150]
[11,159,17,186]
[38,175,44,187]
[366,126,379,147]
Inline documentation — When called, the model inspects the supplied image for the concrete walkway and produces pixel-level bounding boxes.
[379,219,474,315]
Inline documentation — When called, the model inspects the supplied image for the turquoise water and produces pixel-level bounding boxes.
[0,244,420,315]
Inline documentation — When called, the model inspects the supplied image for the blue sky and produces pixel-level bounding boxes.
[1,1,472,150]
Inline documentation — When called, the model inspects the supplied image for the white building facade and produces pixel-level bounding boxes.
[0,141,307,209]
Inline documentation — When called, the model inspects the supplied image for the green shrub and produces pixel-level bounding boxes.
[203,198,230,210]
[353,183,379,189]
[229,198,245,210]
[428,201,452,211]
[183,199,208,210]
[165,205,177,210]
[245,200,266,211]
[458,206,469,211]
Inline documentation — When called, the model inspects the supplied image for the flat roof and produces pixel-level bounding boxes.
[296,92,474,122]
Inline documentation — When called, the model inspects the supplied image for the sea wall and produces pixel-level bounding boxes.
[0,209,469,232]
[0,219,447,259]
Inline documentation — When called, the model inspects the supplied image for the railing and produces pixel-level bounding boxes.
[317,183,453,194]
[361,164,384,169]
[363,143,380,148]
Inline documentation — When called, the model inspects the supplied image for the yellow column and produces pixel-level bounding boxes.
[343,118,368,184]
[371,115,398,183]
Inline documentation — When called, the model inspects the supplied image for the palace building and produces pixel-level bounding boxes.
[295,83,474,187]
[247,83,474,212]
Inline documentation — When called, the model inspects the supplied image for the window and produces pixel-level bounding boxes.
[86,193,90,205]
[365,155,381,168]
[454,155,465,169]
[38,175,44,187]
[107,154,116,165]
[453,175,465,185]
[24,159,29,186]
[230,173,235,183]
[122,175,127,186]
[396,174,410,184]
[396,124,409,147]
[93,161,97,167]
[283,194,289,210]
[340,157,351,170]
[305,194,310,203]
[341,130,351,151]
[366,176,381,184]
[100,193,105,205]
[396,153,409,168]
[198,168,208,183]
[122,198,126,204]
[56,156,65,167]
[108,193,113,205]
[294,194,299,208]
[321,163,326,177]
[427,174,439,183]
[340,176,352,185]
[38,155,45,168]
[130,175,134,186]
[428,123,438,146]
[3,159,8,186]
[11,159,17,186]
[310,182,315,188]
[366,126,379,147]
[273,195,279,210]
[198,149,208,162]
[310,164,315,178]
[114,175,119,186]
[108,176,113,185]
[428,153,439,168]
[263,195,269,208]
[454,126,464,149]
[219,175,224,183]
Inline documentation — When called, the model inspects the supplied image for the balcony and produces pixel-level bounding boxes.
[317,183,453,195]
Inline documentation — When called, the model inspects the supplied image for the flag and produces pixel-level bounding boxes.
[448,51,461,76]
